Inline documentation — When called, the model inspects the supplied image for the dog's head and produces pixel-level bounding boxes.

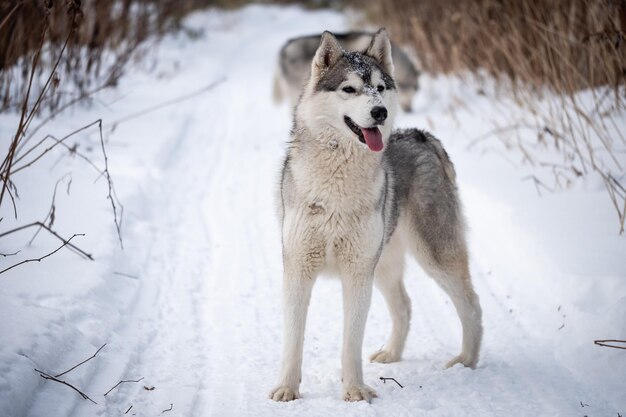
[297,29,398,152]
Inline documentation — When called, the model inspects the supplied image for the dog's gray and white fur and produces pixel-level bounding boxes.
[270,29,482,403]
[273,31,420,112]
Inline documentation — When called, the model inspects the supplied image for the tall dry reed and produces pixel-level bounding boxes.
[361,0,626,232]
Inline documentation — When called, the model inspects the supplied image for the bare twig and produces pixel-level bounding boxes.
[0,221,93,260]
[379,376,404,388]
[0,250,20,257]
[34,369,98,404]
[0,1,23,32]
[162,403,173,413]
[106,78,226,131]
[466,123,535,150]
[1,25,74,208]
[104,377,144,396]
[31,343,106,404]
[96,120,124,249]
[0,11,47,209]
[5,179,18,219]
[18,81,114,155]
[522,175,554,196]
[0,233,84,274]
[594,339,626,350]
[54,343,107,378]
[125,405,133,414]
[114,271,139,279]
[28,175,71,245]
[11,120,102,174]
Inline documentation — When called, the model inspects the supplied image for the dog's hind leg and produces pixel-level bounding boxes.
[433,261,482,369]
[370,233,411,364]
[414,241,483,368]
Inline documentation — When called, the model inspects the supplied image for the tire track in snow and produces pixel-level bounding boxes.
[69,110,225,417]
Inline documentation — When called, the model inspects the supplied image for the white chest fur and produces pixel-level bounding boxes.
[282,137,387,273]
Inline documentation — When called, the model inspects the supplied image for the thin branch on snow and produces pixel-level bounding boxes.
[5,179,18,219]
[522,175,554,196]
[97,119,124,249]
[114,271,139,280]
[124,405,133,414]
[28,175,71,246]
[379,376,404,388]
[0,233,84,275]
[0,221,93,261]
[13,118,126,246]
[54,343,107,378]
[31,344,107,405]
[162,403,173,413]
[0,250,20,257]
[11,120,102,174]
[106,78,226,131]
[34,369,98,404]
[104,377,144,396]
[594,339,626,350]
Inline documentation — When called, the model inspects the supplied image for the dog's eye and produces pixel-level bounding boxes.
[342,86,356,93]
[377,85,385,93]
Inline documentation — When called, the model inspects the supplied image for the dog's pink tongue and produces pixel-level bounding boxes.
[361,127,383,152]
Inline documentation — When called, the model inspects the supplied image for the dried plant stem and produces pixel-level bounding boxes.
[0,233,83,275]
[54,343,106,378]
[104,377,145,396]
[10,119,102,174]
[594,339,626,350]
[0,221,93,261]
[0,11,47,209]
[31,343,106,404]
[106,78,226,131]
[34,369,98,404]
[97,120,123,249]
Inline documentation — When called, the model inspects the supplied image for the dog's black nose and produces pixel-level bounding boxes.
[371,106,388,123]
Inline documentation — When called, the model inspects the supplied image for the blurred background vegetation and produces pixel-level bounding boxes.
[2,0,623,110]
[1,0,625,229]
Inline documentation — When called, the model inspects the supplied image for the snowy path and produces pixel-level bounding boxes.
[1,5,624,417]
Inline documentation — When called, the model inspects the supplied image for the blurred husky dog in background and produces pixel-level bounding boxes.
[273,31,420,112]
[270,29,482,402]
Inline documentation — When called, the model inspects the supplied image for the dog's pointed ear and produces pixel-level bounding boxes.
[365,28,394,76]
[311,31,343,78]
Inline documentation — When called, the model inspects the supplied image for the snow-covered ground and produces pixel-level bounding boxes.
[1,5,624,417]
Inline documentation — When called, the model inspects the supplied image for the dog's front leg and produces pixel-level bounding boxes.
[341,272,377,402]
[270,255,317,401]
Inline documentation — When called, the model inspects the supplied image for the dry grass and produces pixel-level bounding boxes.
[361,0,626,233]
[0,0,244,113]
[366,0,625,93]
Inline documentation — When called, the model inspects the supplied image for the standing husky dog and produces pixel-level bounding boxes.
[270,29,482,402]
[273,31,420,112]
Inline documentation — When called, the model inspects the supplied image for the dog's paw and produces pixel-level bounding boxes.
[269,386,300,402]
[369,349,400,364]
[342,384,377,402]
[445,353,478,369]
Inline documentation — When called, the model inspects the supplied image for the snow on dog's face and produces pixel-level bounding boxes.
[297,29,398,152]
